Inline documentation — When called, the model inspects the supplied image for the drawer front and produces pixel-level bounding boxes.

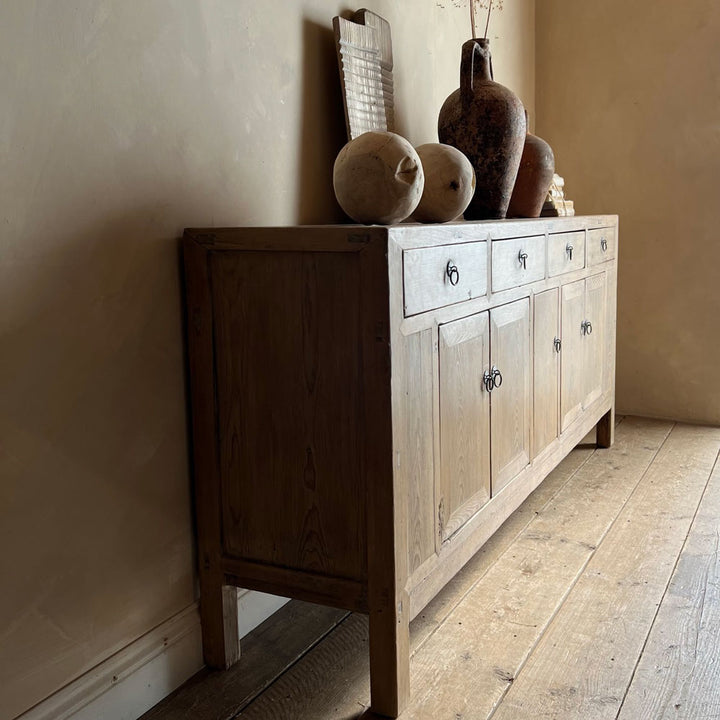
[548,231,585,276]
[403,241,487,316]
[491,235,546,292]
[587,227,616,265]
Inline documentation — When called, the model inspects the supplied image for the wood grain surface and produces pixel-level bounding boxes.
[490,299,531,493]
[617,447,720,720]
[438,313,491,541]
[548,230,585,277]
[333,10,394,140]
[403,240,488,317]
[533,288,560,458]
[491,235,546,293]
[211,250,367,581]
[491,423,720,720]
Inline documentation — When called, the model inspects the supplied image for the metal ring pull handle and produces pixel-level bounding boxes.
[446,261,460,286]
[566,243,574,261]
[483,370,494,393]
[491,365,503,388]
[518,250,528,270]
[554,337,562,353]
[581,320,593,336]
[601,237,608,252]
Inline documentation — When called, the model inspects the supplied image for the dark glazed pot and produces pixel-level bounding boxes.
[507,132,555,218]
[438,38,526,220]
[508,133,555,217]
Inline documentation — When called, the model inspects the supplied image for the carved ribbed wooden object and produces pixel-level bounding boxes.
[333,10,394,140]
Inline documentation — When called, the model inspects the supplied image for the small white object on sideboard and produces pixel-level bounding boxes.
[183,215,618,717]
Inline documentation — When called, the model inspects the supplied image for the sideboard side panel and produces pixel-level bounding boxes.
[210,249,368,582]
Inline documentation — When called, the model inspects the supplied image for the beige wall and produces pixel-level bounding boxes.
[0,2,534,717]
[536,2,720,425]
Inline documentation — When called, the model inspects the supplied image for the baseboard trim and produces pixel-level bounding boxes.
[15,604,203,720]
[14,590,290,720]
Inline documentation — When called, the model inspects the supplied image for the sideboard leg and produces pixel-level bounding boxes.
[200,580,240,670]
[596,406,615,448]
[368,595,410,718]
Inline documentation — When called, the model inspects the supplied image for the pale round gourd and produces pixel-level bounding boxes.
[333,131,424,225]
[413,143,476,223]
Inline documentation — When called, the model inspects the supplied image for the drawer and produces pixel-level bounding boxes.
[403,241,487,316]
[548,231,585,276]
[491,235,546,292]
[587,227,616,265]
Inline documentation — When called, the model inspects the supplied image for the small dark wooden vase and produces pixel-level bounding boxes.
[507,131,555,218]
[438,38,526,220]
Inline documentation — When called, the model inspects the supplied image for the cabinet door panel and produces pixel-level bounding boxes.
[561,279,586,431]
[490,299,531,493]
[583,272,606,409]
[533,288,560,458]
[438,313,491,541]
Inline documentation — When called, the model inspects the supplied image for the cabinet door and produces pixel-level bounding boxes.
[490,299,531,493]
[533,288,560,458]
[583,272,606,409]
[561,279,586,431]
[438,313,491,541]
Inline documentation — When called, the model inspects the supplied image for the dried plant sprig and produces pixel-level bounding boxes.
[470,0,504,39]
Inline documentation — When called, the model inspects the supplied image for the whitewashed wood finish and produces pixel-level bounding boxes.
[583,272,607,410]
[438,313,491,541]
[409,387,614,619]
[617,448,720,720]
[403,240,487,316]
[533,288,560,458]
[333,12,393,141]
[561,278,586,431]
[491,234,547,292]
[398,328,436,574]
[548,230,585,277]
[587,226,616,266]
[490,299,531,493]
[492,423,720,720]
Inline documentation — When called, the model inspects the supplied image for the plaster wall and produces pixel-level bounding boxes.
[536,1,720,425]
[0,2,535,717]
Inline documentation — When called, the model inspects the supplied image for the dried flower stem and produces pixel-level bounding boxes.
[470,0,476,38]
[484,2,492,38]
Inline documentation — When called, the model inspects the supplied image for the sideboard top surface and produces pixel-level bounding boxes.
[184,215,619,251]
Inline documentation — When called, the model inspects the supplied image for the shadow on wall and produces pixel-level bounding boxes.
[296,17,352,225]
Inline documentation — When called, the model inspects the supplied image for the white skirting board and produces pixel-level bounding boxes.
[15,591,289,720]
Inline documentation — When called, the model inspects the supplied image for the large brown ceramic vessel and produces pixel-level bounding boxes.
[507,131,555,218]
[438,38,526,219]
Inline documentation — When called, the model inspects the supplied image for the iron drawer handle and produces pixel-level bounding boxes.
[582,320,593,335]
[566,243,574,261]
[483,370,495,393]
[554,337,562,353]
[491,365,503,388]
[518,250,528,270]
[601,237,608,252]
[446,261,460,286]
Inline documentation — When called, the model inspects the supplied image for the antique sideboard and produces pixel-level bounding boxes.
[183,215,618,717]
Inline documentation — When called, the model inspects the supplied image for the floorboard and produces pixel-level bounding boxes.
[490,423,720,720]
[617,445,720,720]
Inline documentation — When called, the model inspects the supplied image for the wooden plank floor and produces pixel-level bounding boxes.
[144,417,720,720]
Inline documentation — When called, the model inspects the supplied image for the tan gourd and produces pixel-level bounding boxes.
[333,131,424,225]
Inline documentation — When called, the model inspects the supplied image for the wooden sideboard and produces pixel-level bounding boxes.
[183,215,618,717]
